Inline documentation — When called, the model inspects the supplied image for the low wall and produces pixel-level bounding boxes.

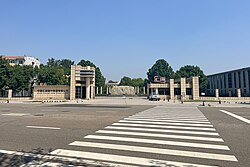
[200,96,250,101]
[0,97,32,101]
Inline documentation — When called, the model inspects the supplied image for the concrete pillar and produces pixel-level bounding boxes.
[106,86,109,95]
[7,89,12,98]
[109,86,112,95]
[91,85,94,99]
[70,65,76,100]
[96,87,99,95]
[192,77,199,100]
[155,88,159,94]
[170,79,174,100]
[86,78,90,99]
[180,78,186,98]
[245,70,249,95]
[237,89,241,98]
[143,87,146,94]
[216,89,219,99]
[147,85,150,96]
[137,87,140,94]
[100,87,103,94]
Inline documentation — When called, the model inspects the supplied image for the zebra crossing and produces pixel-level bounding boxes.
[50,106,238,167]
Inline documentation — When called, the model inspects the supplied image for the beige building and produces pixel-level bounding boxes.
[148,77,199,100]
[32,65,95,101]
[33,85,69,100]
[70,65,95,100]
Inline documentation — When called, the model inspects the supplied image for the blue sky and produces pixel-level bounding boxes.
[1,0,250,80]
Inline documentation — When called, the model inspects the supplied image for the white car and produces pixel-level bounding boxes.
[149,92,160,101]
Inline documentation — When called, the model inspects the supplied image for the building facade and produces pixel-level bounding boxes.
[207,67,250,97]
[31,65,96,101]
[147,77,199,100]
[33,85,70,100]
[1,55,40,67]
[70,65,95,100]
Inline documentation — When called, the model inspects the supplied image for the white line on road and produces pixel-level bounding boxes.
[26,126,61,130]
[125,118,211,124]
[84,135,230,150]
[220,110,250,125]
[1,113,29,116]
[113,123,216,131]
[50,149,218,167]
[133,115,206,119]
[96,130,224,142]
[105,126,220,136]
[69,141,237,162]
[119,120,213,127]
[129,117,209,121]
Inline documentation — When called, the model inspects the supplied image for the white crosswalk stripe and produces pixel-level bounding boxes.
[96,130,224,142]
[124,117,212,124]
[119,119,214,127]
[84,135,229,150]
[105,126,220,136]
[113,122,217,131]
[50,106,238,166]
[50,149,218,167]
[69,141,237,161]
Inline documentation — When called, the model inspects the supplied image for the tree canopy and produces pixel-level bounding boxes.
[119,76,144,87]
[0,57,37,92]
[175,65,208,93]
[147,59,174,82]
[77,59,105,88]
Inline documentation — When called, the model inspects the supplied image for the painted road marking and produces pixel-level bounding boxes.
[125,118,211,124]
[105,126,220,136]
[96,130,224,142]
[26,126,61,130]
[84,135,230,150]
[128,116,208,121]
[220,110,250,125]
[1,113,29,116]
[50,149,218,167]
[119,120,214,127]
[69,141,237,162]
[113,123,216,131]
[132,115,206,119]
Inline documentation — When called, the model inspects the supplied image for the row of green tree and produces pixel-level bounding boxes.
[0,57,105,93]
[119,59,207,93]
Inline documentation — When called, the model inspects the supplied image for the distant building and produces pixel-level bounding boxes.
[147,77,200,100]
[0,55,40,67]
[207,67,250,97]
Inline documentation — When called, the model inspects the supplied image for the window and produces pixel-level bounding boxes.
[243,71,246,88]
[158,88,170,95]
[186,88,192,95]
[228,73,232,88]
[174,88,181,95]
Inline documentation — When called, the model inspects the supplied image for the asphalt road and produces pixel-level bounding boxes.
[0,103,249,167]
[0,103,153,153]
[199,106,250,167]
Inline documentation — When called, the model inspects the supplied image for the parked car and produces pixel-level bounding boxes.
[149,92,160,101]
